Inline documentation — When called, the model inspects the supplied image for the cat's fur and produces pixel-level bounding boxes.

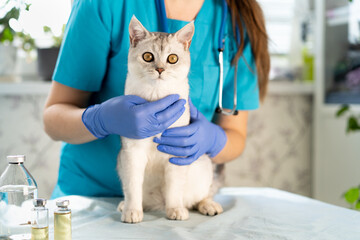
[117,16,223,223]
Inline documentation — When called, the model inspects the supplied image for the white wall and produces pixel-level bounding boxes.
[314,108,360,207]
[0,94,61,199]
[226,94,312,197]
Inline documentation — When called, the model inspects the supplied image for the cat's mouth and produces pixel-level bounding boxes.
[155,74,164,80]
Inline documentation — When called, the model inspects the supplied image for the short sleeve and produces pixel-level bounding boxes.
[222,36,260,111]
[52,0,112,91]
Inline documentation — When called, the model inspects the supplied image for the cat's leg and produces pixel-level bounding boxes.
[117,148,148,223]
[196,197,223,216]
[196,164,224,216]
[164,163,189,220]
[186,156,223,216]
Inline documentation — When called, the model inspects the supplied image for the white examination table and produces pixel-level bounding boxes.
[3,187,360,239]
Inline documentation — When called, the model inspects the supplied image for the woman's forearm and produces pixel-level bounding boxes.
[211,128,246,164]
[211,111,248,164]
[43,103,97,144]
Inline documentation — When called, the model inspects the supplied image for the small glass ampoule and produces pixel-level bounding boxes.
[54,199,72,240]
[31,198,49,240]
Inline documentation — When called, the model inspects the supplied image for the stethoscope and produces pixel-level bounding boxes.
[155,0,238,115]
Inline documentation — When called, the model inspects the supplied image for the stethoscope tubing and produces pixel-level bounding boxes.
[155,0,168,32]
[216,0,238,115]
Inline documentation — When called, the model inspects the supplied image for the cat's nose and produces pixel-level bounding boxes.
[155,68,165,74]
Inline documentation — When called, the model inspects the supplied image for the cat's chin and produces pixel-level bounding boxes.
[152,75,165,81]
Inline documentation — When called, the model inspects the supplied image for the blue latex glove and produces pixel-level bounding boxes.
[154,99,227,165]
[82,94,186,139]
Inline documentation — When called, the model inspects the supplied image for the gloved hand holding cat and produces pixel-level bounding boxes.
[154,99,227,165]
[82,94,186,139]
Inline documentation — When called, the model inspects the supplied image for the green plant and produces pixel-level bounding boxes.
[0,0,35,54]
[43,24,65,48]
[16,31,35,53]
[0,0,30,44]
[336,105,360,133]
[343,186,360,210]
[336,105,360,210]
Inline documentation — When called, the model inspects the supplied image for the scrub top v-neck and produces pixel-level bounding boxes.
[51,0,259,198]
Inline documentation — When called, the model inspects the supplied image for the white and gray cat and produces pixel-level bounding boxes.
[117,16,223,223]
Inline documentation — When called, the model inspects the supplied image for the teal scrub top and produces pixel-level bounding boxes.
[51,0,259,198]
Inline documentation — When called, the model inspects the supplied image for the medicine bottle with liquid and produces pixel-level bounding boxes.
[54,199,72,240]
[31,198,49,240]
[0,155,38,239]
[301,20,314,82]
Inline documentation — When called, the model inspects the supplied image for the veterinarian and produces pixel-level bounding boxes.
[43,0,270,198]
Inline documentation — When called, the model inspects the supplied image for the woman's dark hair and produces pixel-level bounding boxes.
[227,0,270,101]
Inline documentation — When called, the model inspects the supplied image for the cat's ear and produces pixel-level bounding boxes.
[175,21,195,50]
[129,15,149,47]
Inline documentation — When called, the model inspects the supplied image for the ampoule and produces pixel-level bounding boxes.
[31,198,49,240]
[54,199,72,240]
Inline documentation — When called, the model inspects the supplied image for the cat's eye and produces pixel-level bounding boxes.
[143,52,154,62]
[167,54,178,64]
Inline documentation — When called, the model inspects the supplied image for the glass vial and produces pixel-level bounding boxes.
[54,199,71,240]
[0,155,38,239]
[31,198,49,240]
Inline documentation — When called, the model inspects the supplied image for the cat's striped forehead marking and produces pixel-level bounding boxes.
[151,32,173,52]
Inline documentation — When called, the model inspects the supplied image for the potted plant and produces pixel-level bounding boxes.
[36,25,64,81]
[0,0,31,80]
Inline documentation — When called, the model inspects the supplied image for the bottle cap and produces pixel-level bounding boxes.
[56,199,70,208]
[7,155,25,163]
[33,198,47,207]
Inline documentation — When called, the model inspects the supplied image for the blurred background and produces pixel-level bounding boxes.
[0,0,359,210]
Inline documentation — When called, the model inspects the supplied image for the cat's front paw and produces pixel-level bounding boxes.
[166,207,189,220]
[197,199,223,216]
[121,208,143,223]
